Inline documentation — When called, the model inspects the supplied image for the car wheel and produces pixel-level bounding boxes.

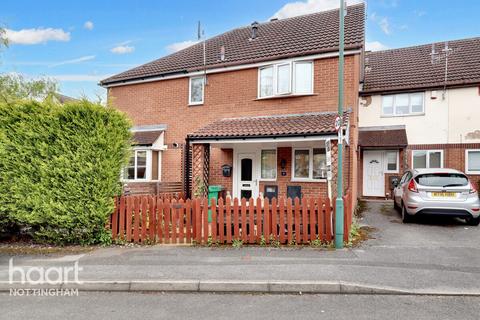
[466,216,480,226]
[401,204,412,223]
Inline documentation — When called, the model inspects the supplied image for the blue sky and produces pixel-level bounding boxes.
[1,0,479,100]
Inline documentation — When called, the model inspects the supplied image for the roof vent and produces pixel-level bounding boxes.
[270,18,278,22]
[250,21,259,39]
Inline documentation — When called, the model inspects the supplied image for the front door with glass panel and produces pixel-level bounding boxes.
[237,153,258,199]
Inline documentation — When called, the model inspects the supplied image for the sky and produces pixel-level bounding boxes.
[1,0,479,100]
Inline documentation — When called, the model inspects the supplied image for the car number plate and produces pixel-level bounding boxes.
[431,192,456,198]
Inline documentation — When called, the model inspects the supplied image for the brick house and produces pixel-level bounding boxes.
[100,4,365,208]
[359,37,480,198]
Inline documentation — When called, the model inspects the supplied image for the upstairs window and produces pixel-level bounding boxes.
[189,76,204,105]
[382,92,424,116]
[258,61,313,98]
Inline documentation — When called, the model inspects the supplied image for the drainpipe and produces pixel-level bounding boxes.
[335,0,345,249]
[184,137,191,199]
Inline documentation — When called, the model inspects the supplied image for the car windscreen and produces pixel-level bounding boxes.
[415,173,468,187]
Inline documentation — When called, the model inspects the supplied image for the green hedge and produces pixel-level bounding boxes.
[0,100,131,244]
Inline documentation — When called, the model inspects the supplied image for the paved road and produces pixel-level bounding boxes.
[1,201,479,292]
[2,292,480,320]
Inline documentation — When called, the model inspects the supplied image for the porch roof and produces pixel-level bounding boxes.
[187,111,349,141]
[358,125,408,148]
[131,124,166,146]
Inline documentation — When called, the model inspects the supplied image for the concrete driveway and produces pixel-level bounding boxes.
[361,200,480,248]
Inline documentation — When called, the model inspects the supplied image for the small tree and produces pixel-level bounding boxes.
[0,73,58,105]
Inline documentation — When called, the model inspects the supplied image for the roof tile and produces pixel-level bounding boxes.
[363,37,480,93]
[188,112,349,139]
[101,4,365,85]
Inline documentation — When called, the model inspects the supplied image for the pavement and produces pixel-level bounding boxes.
[2,292,480,320]
[1,200,479,295]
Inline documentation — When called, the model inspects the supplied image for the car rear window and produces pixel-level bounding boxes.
[415,173,468,187]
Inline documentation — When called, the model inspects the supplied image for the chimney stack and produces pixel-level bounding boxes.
[251,21,259,39]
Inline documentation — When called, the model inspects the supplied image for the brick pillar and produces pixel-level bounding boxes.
[191,143,210,197]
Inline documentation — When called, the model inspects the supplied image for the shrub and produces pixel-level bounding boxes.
[0,100,131,244]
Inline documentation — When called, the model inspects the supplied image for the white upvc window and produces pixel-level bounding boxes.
[466,149,480,174]
[189,76,205,105]
[260,149,277,181]
[385,150,399,173]
[382,92,424,116]
[292,148,327,181]
[123,149,152,181]
[258,60,313,98]
[412,150,443,169]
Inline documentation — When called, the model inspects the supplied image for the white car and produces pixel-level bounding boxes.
[393,168,480,225]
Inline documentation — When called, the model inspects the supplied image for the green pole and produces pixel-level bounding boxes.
[335,0,345,249]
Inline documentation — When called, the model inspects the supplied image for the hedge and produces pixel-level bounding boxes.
[0,100,132,244]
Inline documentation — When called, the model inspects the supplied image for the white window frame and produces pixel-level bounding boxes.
[122,149,152,181]
[293,61,314,94]
[381,92,425,117]
[411,150,444,169]
[291,148,327,182]
[465,149,480,175]
[189,76,205,105]
[384,150,399,173]
[257,59,313,98]
[259,149,277,181]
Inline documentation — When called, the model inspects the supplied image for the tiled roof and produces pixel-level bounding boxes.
[188,112,349,140]
[101,4,365,86]
[362,37,480,94]
[358,126,408,147]
[132,131,162,146]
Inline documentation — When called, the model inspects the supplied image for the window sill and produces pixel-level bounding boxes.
[290,178,327,183]
[380,113,425,118]
[255,93,316,101]
[259,179,277,182]
[121,179,159,183]
[189,103,204,107]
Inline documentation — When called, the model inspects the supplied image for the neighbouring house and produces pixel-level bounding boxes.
[100,3,365,208]
[359,37,480,198]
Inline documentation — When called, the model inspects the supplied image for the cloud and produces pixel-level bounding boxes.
[271,0,363,19]
[84,21,94,30]
[378,17,390,34]
[413,10,426,17]
[165,40,199,53]
[110,45,135,54]
[49,55,95,67]
[370,12,391,35]
[4,28,70,45]
[365,41,389,51]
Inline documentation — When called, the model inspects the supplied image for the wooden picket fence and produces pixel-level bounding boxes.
[109,193,352,245]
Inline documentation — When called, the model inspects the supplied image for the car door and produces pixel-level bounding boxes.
[394,171,410,205]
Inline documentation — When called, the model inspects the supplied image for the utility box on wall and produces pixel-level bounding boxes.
[264,185,278,201]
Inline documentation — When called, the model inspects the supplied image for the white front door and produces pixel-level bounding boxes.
[237,153,259,199]
[363,150,385,197]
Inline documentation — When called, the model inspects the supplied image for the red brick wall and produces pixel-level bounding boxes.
[109,54,361,189]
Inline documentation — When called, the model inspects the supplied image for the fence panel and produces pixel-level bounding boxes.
[109,194,349,245]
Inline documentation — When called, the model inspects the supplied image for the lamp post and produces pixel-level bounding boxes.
[335,0,345,249]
